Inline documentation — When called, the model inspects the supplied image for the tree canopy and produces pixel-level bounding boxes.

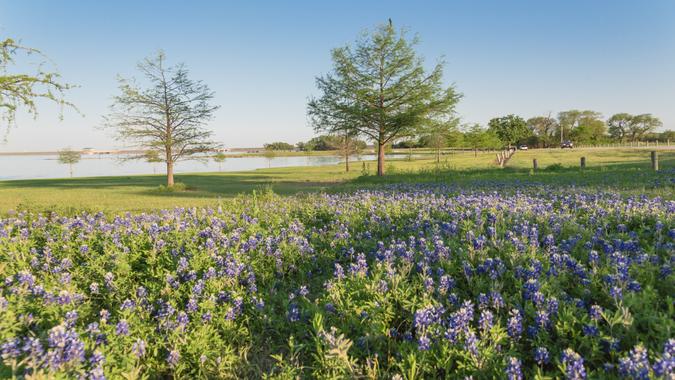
[488,115,530,148]
[0,38,75,135]
[308,21,461,176]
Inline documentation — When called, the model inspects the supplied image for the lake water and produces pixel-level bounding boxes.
[0,153,411,181]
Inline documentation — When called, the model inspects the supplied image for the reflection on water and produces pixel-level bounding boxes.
[0,154,413,180]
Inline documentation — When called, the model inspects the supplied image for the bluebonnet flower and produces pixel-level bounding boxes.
[534,347,550,366]
[167,349,180,367]
[507,309,522,340]
[506,357,523,380]
[1,338,21,359]
[464,331,478,357]
[349,253,368,277]
[298,285,309,297]
[477,293,489,309]
[65,310,79,328]
[589,305,603,321]
[653,339,674,378]
[479,310,493,332]
[288,303,300,322]
[202,312,212,323]
[186,298,198,313]
[618,345,650,380]
[177,312,189,327]
[46,324,86,369]
[609,286,623,300]
[132,339,146,358]
[582,324,599,337]
[490,291,505,310]
[115,320,129,336]
[120,299,136,310]
[103,272,114,290]
[561,349,586,380]
[333,263,345,280]
[89,350,105,366]
[417,334,431,351]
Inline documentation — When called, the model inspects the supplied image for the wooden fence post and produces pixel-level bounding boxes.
[651,151,659,171]
[533,158,538,170]
[580,157,586,169]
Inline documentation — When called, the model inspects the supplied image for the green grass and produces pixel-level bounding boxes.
[0,148,672,213]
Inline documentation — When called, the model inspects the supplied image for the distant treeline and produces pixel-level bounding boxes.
[266,110,672,152]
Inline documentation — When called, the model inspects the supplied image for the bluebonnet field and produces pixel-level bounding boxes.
[0,184,673,379]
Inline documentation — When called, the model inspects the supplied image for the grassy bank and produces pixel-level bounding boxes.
[0,148,672,213]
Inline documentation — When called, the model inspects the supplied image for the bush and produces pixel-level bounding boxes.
[544,163,564,171]
[156,182,188,192]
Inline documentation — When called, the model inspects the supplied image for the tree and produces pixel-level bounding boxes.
[463,124,501,156]
[263,142,295,151]
[263,149,276,168]
[526,115,558,147]
[607,113,632,142]
[627,114,661,141]
[556,110,603,144]
[1,38,75,134]
[212,152,227,171]
[105,51,220,187]
[488,115,529,148]
[419,118,458,163]
[331,132,363,172]
[144,149,163,174]
[308,21,461,176]
[58,148,81,178]
[571,119,607,144]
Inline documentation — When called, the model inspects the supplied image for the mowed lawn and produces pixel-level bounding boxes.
[0,148,672,213]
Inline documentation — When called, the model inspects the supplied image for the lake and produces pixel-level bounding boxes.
[0,153,412,180]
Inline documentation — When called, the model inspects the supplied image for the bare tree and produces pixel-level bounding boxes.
[105,51,220,186]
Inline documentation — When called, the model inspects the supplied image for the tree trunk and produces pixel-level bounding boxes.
[344,148,350,172]
[377,142,385,176]
[69,164,73,178]
[166,161,174,186]
[436,148,440,163]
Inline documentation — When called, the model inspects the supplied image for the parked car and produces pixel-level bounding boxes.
[518,145,528,150]
[561,140,574,149]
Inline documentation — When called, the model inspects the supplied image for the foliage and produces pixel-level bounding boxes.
[627,114,662,142]
[104,51,220,186]
[156,182,188,192]
[0,38,75,134]
[526,115,558,148]
[557,110,605,144]
[0,183,673,378]
[607,113,633,142]
[212,153,227,171]
[488,115,530,147]
[57,148,82,178]
[143,150,163,163]
[463,124,502,150]
[308,21,461,176]
[419,118,459,162]
[300,135,367,152]
[264,142,295,151]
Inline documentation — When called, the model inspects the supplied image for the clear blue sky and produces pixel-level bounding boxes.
[1,0,674,150]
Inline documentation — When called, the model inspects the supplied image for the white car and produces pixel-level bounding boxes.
[518,145,528,150]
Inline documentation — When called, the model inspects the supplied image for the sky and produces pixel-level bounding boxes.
[1,0,674,151]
